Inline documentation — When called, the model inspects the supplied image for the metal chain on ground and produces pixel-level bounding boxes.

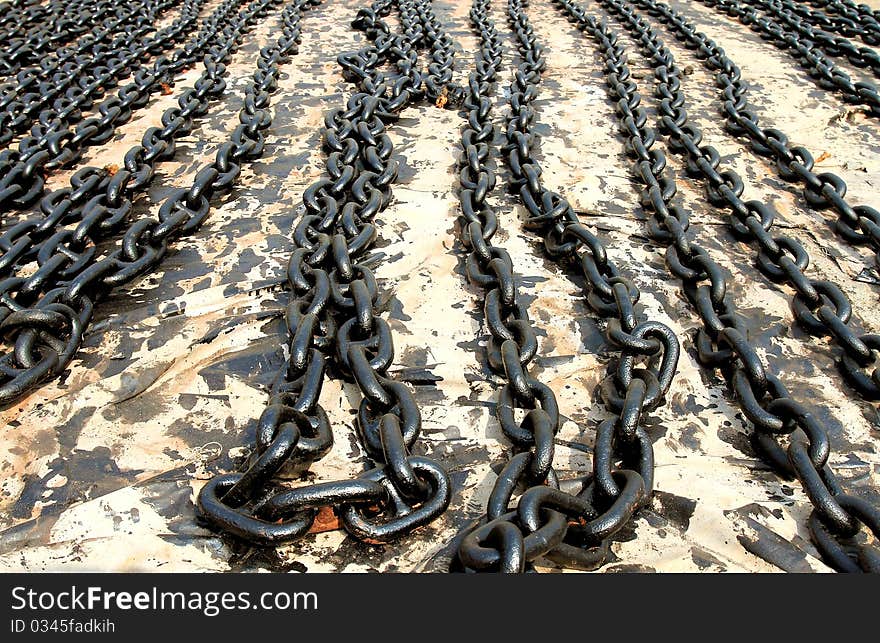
[0,0,244,213]
[0,0,134,78]
[198,0,457,546]
[806,0,880,46]
[555,0,880,573]
[0,0,256,291]
[629,0,880,276]
[0,0,164,146]
[0,0,203,149]
[596,0,880,402]
[0,0,59,64]
[746,0,880,80]
[454,0,679,573]
[696,0,880,116]
[0,0,296,408]
[772,0,880,60]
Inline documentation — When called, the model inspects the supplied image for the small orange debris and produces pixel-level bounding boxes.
[435,86,448,109]
[815,151,831,163]
[104,164,119,176]
[307,505,342,534]
[160,82,173,95]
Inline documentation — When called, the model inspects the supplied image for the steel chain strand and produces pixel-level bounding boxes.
[748,0,880,80]
[0,0,123,78]
[778,0,880,58]
[197,0,456,546]
[449,0,567,573]
[593,0,880,402]
[0,0,269,278]
[0,0,203,150]
[695,0,880,116]
[781,0,853,33]
[0,0,122,65]
[454,0,679,573]
[0,0,174,92]
[0,0,250,214]
[626,0,880,278]
[806,0,880,47]
[555,0,880,573]
[0,3,264,285]
[15,0,185,136]
[0,0,306,407]
[0,0,157,127]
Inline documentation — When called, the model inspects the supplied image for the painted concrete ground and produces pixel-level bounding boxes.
[1,0,878,572]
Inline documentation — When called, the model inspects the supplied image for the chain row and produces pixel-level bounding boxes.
[0,0,201,150]
[697,0,880,116]
[752,0,880,80]
[605,0,880,402]
[198,0,456,547]
[557,0,880,573]
[0,0,239,212]
[454,0,679,573]
[0,0,294,407]
[0,0,257,298]
[0,0,147,78]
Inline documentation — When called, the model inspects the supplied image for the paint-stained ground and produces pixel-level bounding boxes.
[1,0,879,572]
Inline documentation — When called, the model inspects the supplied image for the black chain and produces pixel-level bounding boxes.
[453,0,679,573]
[637,0,880,400]
[695,0,880,116]
[747,0,880,80]
[556,0,880,573]
[0,1,253,293]
[0,0,874,574]
[0,0,294,408]
[805,0,880,47]
[594,0,880,404]
[0,0,243,212]
[0,0,202,149]
[630,0,880,278]
[0,0,139,78]
[197,0,456,546]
